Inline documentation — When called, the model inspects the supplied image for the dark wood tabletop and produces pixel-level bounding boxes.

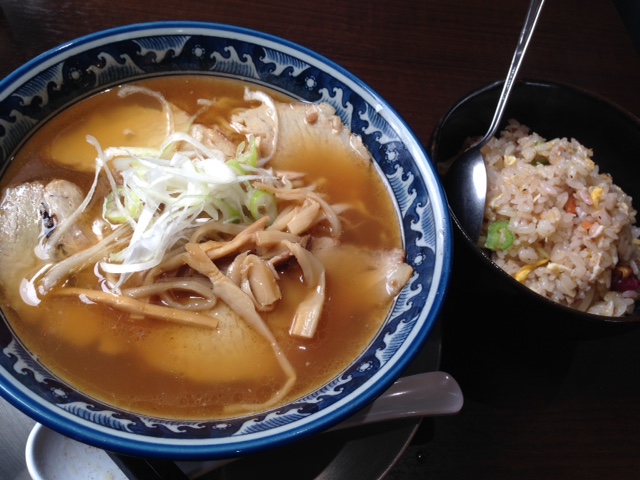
[2,0,640,478]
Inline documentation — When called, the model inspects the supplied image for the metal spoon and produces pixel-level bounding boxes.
[443,0,545,242]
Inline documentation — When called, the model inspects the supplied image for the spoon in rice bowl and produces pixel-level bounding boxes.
[443,0,545,242]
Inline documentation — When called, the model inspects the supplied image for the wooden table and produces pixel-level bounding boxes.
[2,0,640,478]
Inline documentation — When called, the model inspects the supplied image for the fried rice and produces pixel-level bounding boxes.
[480,119,640,316]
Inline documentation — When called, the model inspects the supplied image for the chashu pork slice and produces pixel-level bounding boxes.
[231,97,372,169]
[0,179,86,293]
[311,241,413,312]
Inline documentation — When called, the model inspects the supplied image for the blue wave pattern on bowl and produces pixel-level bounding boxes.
[0,22,449,458]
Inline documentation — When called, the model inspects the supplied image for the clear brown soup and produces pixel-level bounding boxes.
[0,75,403,420]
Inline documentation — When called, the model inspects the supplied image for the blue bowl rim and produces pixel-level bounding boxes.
[0,20,453,459]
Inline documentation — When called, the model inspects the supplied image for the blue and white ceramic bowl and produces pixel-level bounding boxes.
[0,22,452,460]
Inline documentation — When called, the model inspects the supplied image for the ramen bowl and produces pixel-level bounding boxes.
[0,22,452,460]
[429,79,640,334]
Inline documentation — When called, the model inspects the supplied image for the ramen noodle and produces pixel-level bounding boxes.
[0,76,412,419]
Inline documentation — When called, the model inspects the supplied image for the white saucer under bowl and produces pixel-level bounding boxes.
[25,422,233,479]
[25,423,128,480]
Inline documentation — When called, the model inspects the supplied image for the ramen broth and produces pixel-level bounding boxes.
[0,76,406,419]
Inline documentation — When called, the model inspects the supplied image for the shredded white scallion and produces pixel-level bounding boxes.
[73,88,284,292]
[98,147,275,288]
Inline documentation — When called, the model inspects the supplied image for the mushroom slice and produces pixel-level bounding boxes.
[285,198,322,236]
[227,252,282,311]
[283,240,326,339]
[182,243,296,412]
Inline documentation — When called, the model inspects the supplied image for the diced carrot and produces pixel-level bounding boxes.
[565,194,577,214]
[581,221,593,229]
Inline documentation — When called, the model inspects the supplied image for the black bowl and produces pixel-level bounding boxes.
[429,79,640,335]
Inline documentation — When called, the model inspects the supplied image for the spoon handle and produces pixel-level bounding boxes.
[484,0,546,143]
[175,371,463,478]
[329,371,463,432]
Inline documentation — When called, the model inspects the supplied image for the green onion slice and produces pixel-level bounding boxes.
[484,221,514,251]
[249,190,278,223]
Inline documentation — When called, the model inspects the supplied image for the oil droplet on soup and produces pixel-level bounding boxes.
[0,76,408,420]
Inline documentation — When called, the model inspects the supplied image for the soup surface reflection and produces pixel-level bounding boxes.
[0,76,410,419]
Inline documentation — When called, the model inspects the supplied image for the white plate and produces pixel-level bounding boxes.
[25,423,230,480]
[25,423,129,480]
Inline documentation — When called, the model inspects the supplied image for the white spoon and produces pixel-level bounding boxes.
[178,371,463,478]
[27,371,462,479]
[329,370,463,430]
